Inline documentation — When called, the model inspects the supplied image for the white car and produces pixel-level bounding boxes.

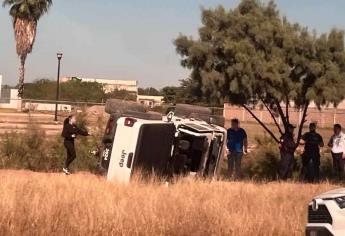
[306,188,345,236]
[99,100,226,183]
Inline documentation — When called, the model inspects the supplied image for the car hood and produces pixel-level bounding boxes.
[314,188,345,199]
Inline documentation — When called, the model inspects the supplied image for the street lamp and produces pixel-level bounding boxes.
[54,53,63,122]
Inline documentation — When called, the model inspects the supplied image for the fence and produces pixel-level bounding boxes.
[2,97,343,128]
[224,104,345,128]
[0,95,107,114]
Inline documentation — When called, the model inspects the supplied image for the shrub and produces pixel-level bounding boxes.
[0,113,100,173]
[241,135,280,180]
[220,134,338,181]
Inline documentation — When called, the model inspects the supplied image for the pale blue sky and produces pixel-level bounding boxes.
[0,0,344,88]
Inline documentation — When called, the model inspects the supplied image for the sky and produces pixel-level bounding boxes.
[0,0,345,88]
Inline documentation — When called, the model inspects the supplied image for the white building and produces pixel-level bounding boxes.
[24,102,71,112]
[137,95,164,108]
[61,77,138,94]
[0,75,2,98]
[0,75,19,109]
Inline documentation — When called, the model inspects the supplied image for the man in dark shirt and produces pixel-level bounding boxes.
[227,118,248,179]
[279,124,296,180]
[300,123,324,182]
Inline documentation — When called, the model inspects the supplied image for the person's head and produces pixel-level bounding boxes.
[334,124,342,135]
[287,124,295,134]
[69,115,77,125]
[309,122,317,132]
[231,118,240,130]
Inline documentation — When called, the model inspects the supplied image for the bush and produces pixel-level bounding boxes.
[242,135,280,180]
[220,135,337,181]
[0,125,62,171]
[0,114,101,173]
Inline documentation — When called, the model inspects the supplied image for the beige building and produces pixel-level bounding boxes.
[0,75,17,109]
[61,77,138,94]
[137,95,164,108]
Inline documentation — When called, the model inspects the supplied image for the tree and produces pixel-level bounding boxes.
[161,85,190,104]
[161,79,204,105]
[24,78,56,100]
[174,0,345,145]
[24,79,107,102]
[105,89,137,101]
[138,87,161,96]
[3,0,53,98]
[60,80,105,102]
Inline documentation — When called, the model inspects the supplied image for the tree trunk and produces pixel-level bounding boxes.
[262,100,283,135]
[275,101,288,132]
[242,104,280,143]
[18,57,25,98]
[296,102,310,146]
[285,96,289,124]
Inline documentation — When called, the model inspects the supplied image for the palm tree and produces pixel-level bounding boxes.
[3,0,53,98]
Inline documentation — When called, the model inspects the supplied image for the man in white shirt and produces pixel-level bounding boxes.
[328,124,345,180]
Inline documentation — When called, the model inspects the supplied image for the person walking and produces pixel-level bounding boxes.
[279,124,296,180]
[328,124,345,180]
[300,123,324,182]
[226,118,248,180]
[61,115,90,175]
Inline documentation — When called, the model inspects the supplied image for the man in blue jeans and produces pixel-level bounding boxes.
[227,118,248,179]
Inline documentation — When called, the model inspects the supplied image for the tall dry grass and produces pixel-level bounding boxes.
[0,170,339,236]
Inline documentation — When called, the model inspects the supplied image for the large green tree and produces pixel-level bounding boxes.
[24,78,56,100]
[138,87,161,96]
[24,79,106,102]
[175,0,345,144]
[3,0,53,98]
[23,79,137,102]
[105,89,137,101]
[160,79,201,104]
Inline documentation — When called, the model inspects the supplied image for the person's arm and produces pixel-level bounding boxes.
[319,135,324,148]
[243,138,248,154]
[76,127,89,136]
[299,133,306,145]
[328,136,333,148]
[278,135,284,150]
[226,129,231,153]
[341,135,345,159]
[243,129,248,154]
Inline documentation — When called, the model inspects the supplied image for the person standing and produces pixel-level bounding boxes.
[61,115,90,175]
[300,123,324,182]
[328,124,345,180]
[279,124,296,180]
[226,118,248,180]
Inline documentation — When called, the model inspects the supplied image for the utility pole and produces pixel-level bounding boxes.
[54,53,63,122]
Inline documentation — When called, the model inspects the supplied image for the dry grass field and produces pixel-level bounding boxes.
[0,170,340,236]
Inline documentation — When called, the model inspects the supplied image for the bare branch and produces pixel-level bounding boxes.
[262,100,284,135]
[296,102,310,146]
[275,101,288,131]
[242,104,280,143]
[285,96,289,124]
